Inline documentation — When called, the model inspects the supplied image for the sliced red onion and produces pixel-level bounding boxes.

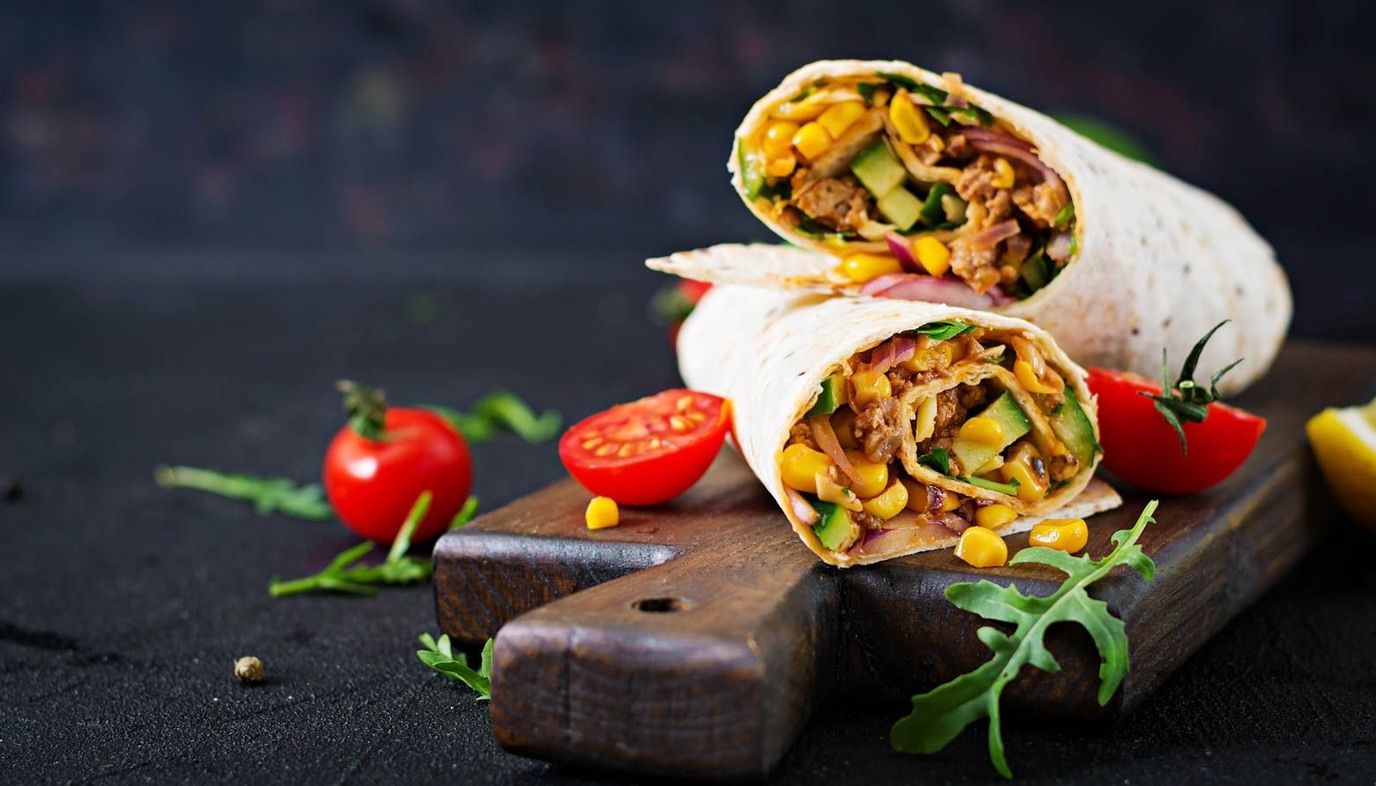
[925,484,946,513]
[968,219,1021,250]
[1046,231,1073,262]
[784,487,819,525]
[809,416,861,487]
[987,285,1016,306]
[959,126,1033,150]
[859,272,915,296]
[866,274,999,309]
[966,138,1064,190]
[860,337,917,375]
[884,232,922,274]
[940,513,972,535]
[860,527,894,547]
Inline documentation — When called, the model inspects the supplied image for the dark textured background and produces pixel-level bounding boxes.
[3,1,1376,783]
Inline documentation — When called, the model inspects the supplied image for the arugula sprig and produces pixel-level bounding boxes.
[417,633,494,700]
[891,500,1159,778]
[1140,321,1244,454]
[427,391,561,444]
[268,492,439,597]
[154,466,333,520]
[919,448,951,474]
[915,321,975,342]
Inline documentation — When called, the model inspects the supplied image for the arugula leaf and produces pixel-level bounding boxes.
[915,321,976,342]
[856,82,884,106]
[892,500,1159,778]
[1138,321,1243,454]
[949,105,995,128]
[427,391,561,444]
[449,496,480,531]
[418,633,494,700]
[269,492,435,597]
[154,466,333,521]
[919,448,951,474]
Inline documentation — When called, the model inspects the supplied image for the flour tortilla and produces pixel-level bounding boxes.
[678,284,1121,567]
[650,59,1291,396]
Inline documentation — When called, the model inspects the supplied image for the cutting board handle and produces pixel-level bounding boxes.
[489,540,837,779]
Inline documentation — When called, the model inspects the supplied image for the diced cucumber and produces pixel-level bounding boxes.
[1020,250,1051,291]
[949,392,1032,475]
[876,187,923,231]
[737,138,766,199]
[850,141,907,197]
[1051,387,1100,468]
[811,499,861,551]
[964,476,1021,496]
[805,374,847,418]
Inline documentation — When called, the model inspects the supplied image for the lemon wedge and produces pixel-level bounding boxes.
[1306,397,1376,529]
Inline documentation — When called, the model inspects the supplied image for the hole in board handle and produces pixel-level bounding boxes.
[632,597,692,613]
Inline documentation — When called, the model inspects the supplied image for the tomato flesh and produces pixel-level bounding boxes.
[324,408,473,543]
[559,389,730,505]
[1087,368,1266,495]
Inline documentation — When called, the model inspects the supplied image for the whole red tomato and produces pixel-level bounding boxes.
[662,280,713,346]
[559,389,730,505]
[1087,368,1266,495]
[324,382,473,543]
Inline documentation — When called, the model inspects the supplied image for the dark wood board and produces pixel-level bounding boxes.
[432,341,1376,780]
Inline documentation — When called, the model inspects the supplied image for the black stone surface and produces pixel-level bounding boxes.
[3,257,1375,784]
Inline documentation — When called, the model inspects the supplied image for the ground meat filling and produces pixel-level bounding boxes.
[855,397,903,464]
[917,384,990,457]
[792,175,871,232]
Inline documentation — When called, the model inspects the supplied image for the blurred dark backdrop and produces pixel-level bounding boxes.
[1,0,1374,335]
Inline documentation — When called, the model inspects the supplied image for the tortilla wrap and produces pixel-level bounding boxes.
[649,59,1291,395]
[678,284,1122,567]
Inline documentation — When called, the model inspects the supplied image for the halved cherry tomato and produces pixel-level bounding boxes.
[559,389,730,505]
[324,384,473,543]
[1087,367,1266,494]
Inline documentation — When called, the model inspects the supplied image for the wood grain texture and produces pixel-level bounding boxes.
[432,340,1376,779]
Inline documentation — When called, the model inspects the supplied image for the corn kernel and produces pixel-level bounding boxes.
[862,479,910,520]
[1029,518,1088,553]
[773,96,827,122]
[869,88,892,108]
[990,157,1016,189]
[901,478,929,512]
[888,92,931,144]
[818,100,866,139]
[780,443,834,492]
[765,155,797,178]
[843,450,890,498]
[792,122,832,160]
[912,236,951,277]
[959,416,1005,446]
[1014,359,1060,395]
[849,370,892,408]
[841,253,904,283]
[941,491,963,511]
[900,337,956,373]
[1000,442,1050,502]
[913,395,938,442]
[831,408,860,450]
[585,496,620,530]
[974,503,1019,530]
[955,526,1008,568]
[763,121,800,157]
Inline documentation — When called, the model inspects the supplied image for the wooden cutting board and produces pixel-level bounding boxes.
[432,341,1374,780]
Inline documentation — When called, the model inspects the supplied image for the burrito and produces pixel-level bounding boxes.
[679,284,1122,567]
[649,59,1291,395]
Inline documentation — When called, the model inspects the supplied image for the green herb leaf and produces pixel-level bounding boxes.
[652,282,700,324]
[154,466,333,520]
[1052,202,1075,230]
[856,82,883,106]
[269,492,436,598]
[449,496,480,531]
[915,321,976,342]
[891,500,1159,778]
[919,448,951,474]
[426,391,561,445]
[418,633,494,700]
[337,380,388,442]
[1137,320,1242,455]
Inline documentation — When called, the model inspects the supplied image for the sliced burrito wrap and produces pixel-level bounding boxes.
[649,59,1291,395]
[679,284,1121,567]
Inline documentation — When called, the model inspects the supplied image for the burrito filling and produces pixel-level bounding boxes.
[737,72,1076,302]
[777,320,1098,558]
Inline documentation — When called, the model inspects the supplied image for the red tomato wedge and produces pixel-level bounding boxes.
[559,389,730,505]
[1087,367,1266,495]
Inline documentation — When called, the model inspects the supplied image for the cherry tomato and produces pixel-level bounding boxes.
[559,389,730,505]
[324,405,473,543]
[1087,367,1266,494]
[666,280,713,346]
